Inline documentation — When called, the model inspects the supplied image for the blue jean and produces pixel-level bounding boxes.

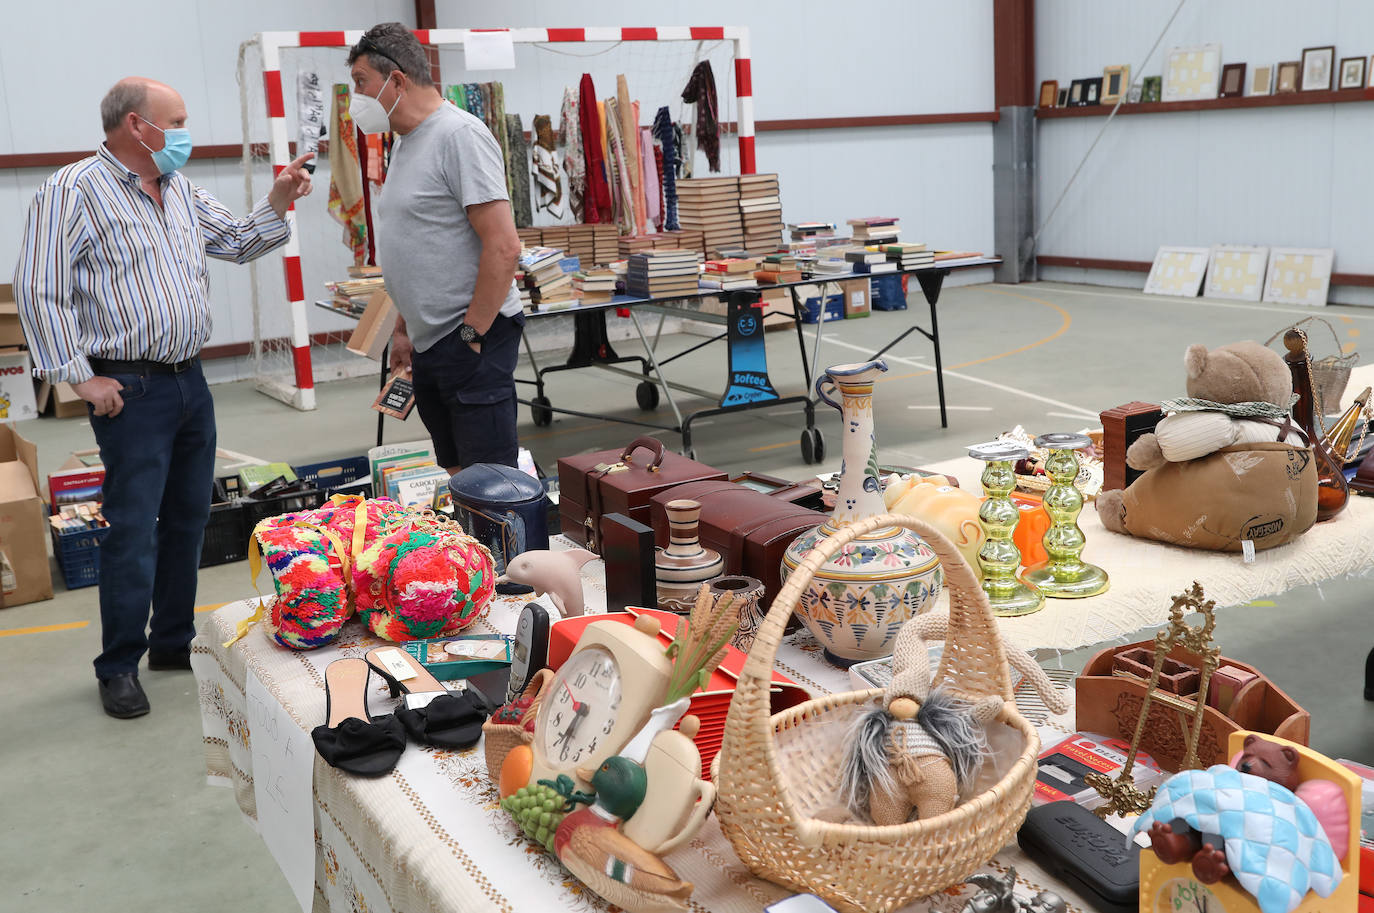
[88,362,216,679]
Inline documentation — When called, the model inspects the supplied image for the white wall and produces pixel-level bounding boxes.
[1034,0,1374,304]
[1,0,997,368]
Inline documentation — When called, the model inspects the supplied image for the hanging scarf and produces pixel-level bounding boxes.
[639,127,660,232]
[578,74,612,224]
[326,84,368,265]
[506,114,533,228]
[616,76,644,235]
[558,86,585,222]
[444,85,466,111]
[652,143,665,232]
[464,84,485,120]
[603,97,636,234]
[652,106,680,231]
[681,61,720,172]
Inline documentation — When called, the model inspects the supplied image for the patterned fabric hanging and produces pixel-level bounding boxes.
[444,85,467,110]
[465,83,485,120]
[603,97,636,234]
[578,74,612,224]
[558,86,585,222]
[640,126,661,232]
[327,85,368,265]
[681,61,721,172]
[506,114,533,227]
[653,106,680,231]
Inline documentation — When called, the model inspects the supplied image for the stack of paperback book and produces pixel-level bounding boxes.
[519,247,577,307]
[788,221,836,242]
[675,177,744,254]
[573,269,617,304]
[700,258,759,291]
[881,242,934,270]
[848,217,901,244]
[369,440,451,511]
[755,253,802,284]
[516,227,543,248]
[625,250,701,298]
[739,173,784,255]
[846,249,898,274]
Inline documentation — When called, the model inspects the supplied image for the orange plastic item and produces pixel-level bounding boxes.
[499,744,533,797]
[1010,493,1050,568]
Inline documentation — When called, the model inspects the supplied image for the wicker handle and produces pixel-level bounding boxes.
[1266,316,1343,353]
[741,512,1011,699]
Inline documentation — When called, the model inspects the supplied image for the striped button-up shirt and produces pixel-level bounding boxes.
[13,143,290,384]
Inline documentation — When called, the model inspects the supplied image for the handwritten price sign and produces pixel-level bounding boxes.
[246,671,314,912]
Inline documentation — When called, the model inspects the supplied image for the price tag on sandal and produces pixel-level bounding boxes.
[374,647,417,681]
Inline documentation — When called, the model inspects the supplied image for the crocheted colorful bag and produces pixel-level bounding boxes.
[353,515,497,642]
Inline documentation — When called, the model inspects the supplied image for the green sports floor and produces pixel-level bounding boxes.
[2,280,1371,911]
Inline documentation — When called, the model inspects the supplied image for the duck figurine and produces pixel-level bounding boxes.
[553,755,694,913]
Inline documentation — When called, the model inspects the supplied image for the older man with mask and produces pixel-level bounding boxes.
[13,77,313,719]
[347,23,524,473]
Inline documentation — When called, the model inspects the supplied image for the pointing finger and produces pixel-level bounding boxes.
[288,151,315,172]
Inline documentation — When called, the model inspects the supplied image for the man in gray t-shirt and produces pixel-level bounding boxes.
[348,24,524,471]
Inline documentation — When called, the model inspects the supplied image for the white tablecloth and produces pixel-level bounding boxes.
[194,551,1107,913]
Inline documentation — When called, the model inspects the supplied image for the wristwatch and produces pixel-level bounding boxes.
[458,323,486,346]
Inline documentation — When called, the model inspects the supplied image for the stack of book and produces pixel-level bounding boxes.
[755,254,802,284]
[516,227,543,248]
[739,174,784,255]
[325,276,386,316]
[662,229,707,257]
[520,247,576,307]
[514,269,533,308]
[701,258,760,291]
[676,177,744,255]
[541,226,571,257]
[566,224,618,265]
[625,250,701,298]
[788,222,836,242]
[846,249,898,274]
[881,242,934,270]
[573,269,618,304]
[618,234,665,259]
[848,217,900,244]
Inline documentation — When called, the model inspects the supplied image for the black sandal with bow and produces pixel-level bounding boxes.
[312,657,407,776]
[365,646,489,750]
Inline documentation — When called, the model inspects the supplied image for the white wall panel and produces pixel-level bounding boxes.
[1036,0,1374,303]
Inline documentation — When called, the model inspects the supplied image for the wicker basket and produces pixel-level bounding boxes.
[712,513,1040,913]
[1267,318,1358,414]
[481,668,553,782]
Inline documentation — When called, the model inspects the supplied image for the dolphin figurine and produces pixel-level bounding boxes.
[496,548,598,617]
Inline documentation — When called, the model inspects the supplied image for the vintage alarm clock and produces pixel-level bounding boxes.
[1141,873,1224,913]
[527,613,673,791]
[507,602,550,704]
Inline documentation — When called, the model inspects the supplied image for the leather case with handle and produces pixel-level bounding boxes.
[649,480,824,604]
[556,436,728,553]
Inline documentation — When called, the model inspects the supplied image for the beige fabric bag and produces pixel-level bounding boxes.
[1115,442,1318,551]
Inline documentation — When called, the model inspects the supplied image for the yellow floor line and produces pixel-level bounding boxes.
[0,620,89,638]
[195,603,228,614]
[747,440,801,453]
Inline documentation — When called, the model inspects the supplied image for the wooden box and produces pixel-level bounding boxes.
[649,480,824,605]
[345,290,397,361]
[557,437,728,553]
[1099,401,1164,492]
[1075,640,1309,771]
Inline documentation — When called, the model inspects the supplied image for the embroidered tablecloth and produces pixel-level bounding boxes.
[193,543,1108,913]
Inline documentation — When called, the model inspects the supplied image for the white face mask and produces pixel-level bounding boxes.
[349,72,399,134]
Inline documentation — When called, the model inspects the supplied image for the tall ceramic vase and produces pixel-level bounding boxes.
[780,360,943,666]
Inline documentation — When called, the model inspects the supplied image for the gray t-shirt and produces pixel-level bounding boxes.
[376,103,521,354]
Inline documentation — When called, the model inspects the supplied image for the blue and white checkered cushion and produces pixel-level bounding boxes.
[1130,765,1342,913]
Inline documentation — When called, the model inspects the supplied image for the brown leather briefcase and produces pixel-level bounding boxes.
[557,437,728,553]
[649,480,824,604]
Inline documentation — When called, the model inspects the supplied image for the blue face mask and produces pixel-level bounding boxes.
[137,115,193,174]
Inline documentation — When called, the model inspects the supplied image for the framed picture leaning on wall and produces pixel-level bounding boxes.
[1300,45,1334,91]
[1039,80,1059,107]
[1338,56,1365,89]
[1101,65,1129,104]
[1219,63,1246,98]
[1276,60,1301,94]
[1250,64,1274,96]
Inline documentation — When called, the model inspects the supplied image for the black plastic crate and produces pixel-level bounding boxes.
[200,500,248,567]
[241,488,325,532]
[52,525,111,590]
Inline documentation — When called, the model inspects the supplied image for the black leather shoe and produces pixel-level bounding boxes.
[99,674,150,719]
[148,648,192,671]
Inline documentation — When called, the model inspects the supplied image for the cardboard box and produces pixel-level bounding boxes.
[0,284,25,349]
[346,290,397,361]
[0,424,53,606]
[842,278,871,318]
[0,351,38,421]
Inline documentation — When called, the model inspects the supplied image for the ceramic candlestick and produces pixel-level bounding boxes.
[1022,432,1110,599]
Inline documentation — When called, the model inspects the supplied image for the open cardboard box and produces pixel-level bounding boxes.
[0,284,26,349]
[0,424,53,606]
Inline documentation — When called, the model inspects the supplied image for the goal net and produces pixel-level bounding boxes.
[236,27,751,411]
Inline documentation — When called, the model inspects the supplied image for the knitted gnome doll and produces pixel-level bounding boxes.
[839,621,1003,826]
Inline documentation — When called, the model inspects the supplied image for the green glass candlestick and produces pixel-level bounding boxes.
[968,442,1044,617]
[1023,432,1110,598]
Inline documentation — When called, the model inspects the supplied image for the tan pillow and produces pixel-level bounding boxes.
[1116,442,1317,551]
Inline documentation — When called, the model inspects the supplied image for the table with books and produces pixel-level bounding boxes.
[193,541,1118,913]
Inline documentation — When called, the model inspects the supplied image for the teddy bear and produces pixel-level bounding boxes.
[1096,341,1318,552]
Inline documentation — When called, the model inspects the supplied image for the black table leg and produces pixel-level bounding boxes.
[915,269,949,428]
[377,342,388,448]
[1365,645,1374,701]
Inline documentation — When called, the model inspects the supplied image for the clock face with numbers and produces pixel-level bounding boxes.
[535,646,623,769]
[1152,876,1224,913]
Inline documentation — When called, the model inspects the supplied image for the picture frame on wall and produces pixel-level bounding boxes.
[1101,65,1130,104]
[1276,60,1301,94]
[1263,248,1334,308]
[1339,56,1366,89]
[1142,75,1162,102]
[1083,76,1103,106]
[1128,81,1143,103]
[1068,79,1085,106]
[1219,63,1247,98]
[1057,87,1068,106]
[1250,64,1275,96]
[1163,44,1222,101]
[1205,246,1269,302]
[1300,46,1335,91]
[1144,246,1210,298]
[1038,80,1059,108]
